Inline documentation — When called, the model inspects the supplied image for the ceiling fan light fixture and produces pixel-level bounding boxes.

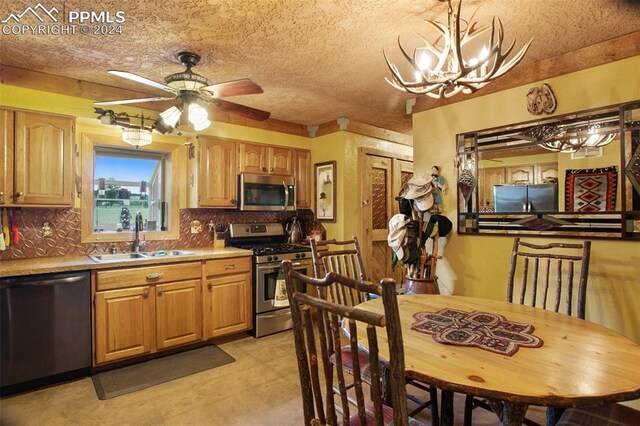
[159,106,182,128]
[188,102,211,130]
[122,128,153,148]
[383,0,532,99]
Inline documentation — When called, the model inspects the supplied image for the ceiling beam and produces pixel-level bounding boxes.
[412,31,640,113]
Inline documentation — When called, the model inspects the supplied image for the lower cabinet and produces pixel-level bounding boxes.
[94,262,202,365]
[93,257,252,366]
[203,257,252,339]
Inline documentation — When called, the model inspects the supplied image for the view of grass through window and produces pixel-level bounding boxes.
[94,148,165,233]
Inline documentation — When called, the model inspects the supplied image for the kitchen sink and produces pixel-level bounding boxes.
[141,250,197,257]
[88,253,149,262]
[89,250,197,263]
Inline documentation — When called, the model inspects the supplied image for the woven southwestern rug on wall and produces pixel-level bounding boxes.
[565,166,618,212]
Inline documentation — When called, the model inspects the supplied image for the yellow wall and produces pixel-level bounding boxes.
[309,130,413,241]
[413,55,640,348]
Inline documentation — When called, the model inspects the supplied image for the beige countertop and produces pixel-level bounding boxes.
[0,247,253,278]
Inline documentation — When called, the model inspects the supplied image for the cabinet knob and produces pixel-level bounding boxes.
[262,166,267,172]
[157,290,163,296]
[207,282,213,291]
[0,191,4,203]
[230,198,236,205]
[143,289,149,299]
[270,167,274,172]
[14,191,23,201]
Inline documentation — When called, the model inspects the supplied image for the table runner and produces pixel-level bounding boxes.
[411,308,543,356]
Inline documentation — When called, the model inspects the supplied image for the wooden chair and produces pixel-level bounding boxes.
[281,260,413,425]
[464,237,592,426]
[310,237,438,423]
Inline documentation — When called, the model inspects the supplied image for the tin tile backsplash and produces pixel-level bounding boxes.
[0,208,318,260]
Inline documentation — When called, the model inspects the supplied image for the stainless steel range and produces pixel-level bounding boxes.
[229,223,312,338]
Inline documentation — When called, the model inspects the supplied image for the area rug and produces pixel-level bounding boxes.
[565,166,618,212]
[92,345,235,400]
[411,308,543,356]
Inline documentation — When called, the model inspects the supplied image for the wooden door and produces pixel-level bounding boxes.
[0,109,13,205]
[203,273,252,339]
[95,286,155,364]
[198,137,237,207]
[156,279,202,350]
[238,142,267,174]
[269,146,293,176]
[13,111,73,206]
[294,149,312,208]
[361,155,394,283]
[481,167,506,209]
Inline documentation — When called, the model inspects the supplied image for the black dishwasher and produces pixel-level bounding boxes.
[1,270,91,394]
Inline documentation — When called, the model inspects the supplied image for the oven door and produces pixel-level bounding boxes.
[239,173,296,211]
[256,260,311,313]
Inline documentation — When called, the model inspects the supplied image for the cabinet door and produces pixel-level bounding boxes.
[203,273,252,339]
[95,286,155,364]
[156,279,202,350]
[536,162,558,183]
[506,165,535,185]
[294,150,312,208]
[0,109,13,205]
[13,111,73,206]
[269,146,293,176]
[481,167,506,209]
[198,137,237,207]
[238,143,267,174]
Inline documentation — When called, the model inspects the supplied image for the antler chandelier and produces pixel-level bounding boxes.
[384,0,532,99]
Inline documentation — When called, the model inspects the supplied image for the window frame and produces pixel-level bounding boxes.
[81,133,181,244]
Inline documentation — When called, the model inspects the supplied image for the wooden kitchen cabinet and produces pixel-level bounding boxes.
[189,135,238,208]
[0,108,74,206]
[156,279,202,350]
[94,262,202,365]
[203,257,252,339]
[238,142,293,176]
[294,149,312,208]
[94,286,156,364]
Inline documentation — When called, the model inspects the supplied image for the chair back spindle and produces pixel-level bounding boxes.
[506,237,591,319]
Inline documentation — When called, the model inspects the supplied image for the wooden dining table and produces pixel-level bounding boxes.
[350,294,640,426]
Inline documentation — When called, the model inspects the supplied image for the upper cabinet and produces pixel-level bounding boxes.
[294,149,312,209]
[189,136,238,208]
[1,108,74,206]
[456,100,640,239]
[238,142,293,176]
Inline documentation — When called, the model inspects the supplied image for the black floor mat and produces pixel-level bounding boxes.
[92,345,235,400]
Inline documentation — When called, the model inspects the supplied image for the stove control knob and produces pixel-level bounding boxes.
[273,255,279,261]
[300,253,306,258]
[267,256,273,262]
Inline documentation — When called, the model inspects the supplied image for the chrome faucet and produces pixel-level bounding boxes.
[132,212,144,253]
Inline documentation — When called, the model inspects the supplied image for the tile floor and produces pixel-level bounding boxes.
[0,331,545,425]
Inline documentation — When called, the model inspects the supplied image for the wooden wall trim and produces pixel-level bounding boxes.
[316,118,412,145]
[0,64,310,137]
[413,31,640,113]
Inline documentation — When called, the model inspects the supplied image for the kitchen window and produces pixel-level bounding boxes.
[93,147,166,233]
[81,133,181,243]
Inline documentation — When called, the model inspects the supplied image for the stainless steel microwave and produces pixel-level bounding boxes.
[238,173,296,211]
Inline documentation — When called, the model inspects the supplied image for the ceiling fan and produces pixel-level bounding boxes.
[94,51,270,132]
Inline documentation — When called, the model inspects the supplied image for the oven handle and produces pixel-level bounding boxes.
[258,261,308,272]
[260,309,292,319]
[282,181,288,210]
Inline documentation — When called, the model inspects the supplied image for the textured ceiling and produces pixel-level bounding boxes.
[1,0,640,135]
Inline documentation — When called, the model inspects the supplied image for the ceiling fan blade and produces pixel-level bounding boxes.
[213,99,271,121]
[94,97,175,106]
[108,70,177,94]
[200,79,264,97]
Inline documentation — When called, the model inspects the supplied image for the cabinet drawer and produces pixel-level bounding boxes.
[97,261,201,291]
[205,257,251,276]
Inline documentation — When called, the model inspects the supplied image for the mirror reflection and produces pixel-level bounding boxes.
[456,100,640,239]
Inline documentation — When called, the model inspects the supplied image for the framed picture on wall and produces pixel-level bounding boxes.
[314,161,336,222]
